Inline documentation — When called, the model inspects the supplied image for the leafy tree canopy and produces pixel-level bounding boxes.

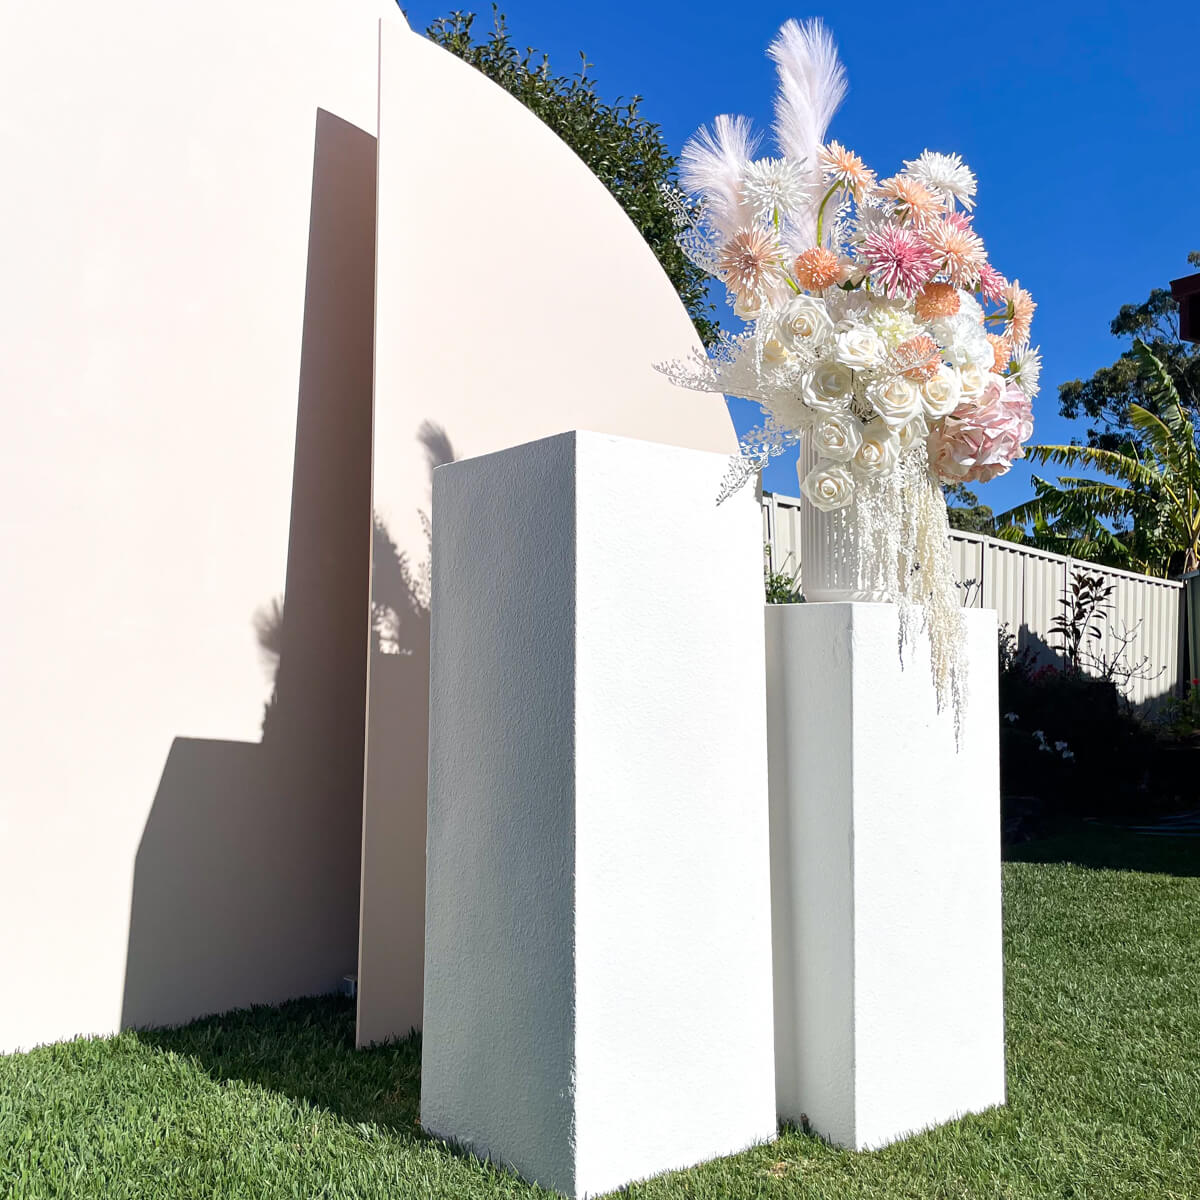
[426,8,718,345]
[1058,251,1200,451]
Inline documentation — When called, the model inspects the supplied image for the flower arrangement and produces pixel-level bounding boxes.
[660,18,1040,722]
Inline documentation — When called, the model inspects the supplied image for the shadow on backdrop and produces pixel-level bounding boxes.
[356,420,456,1047]
[122,110,376,1030]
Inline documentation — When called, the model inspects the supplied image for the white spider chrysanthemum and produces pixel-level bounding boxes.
[740,157,810,221]
[1010,345,1042,398]
[902,150,977,210]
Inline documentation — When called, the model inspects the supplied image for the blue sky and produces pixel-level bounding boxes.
[399,0,1200,510]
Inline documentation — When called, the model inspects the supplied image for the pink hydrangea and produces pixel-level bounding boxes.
[929,380,1032,483]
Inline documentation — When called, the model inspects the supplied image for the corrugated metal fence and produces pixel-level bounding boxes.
[762,491,1185,707]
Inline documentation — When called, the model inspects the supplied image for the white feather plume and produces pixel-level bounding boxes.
[679,113,760,237]
[768,18,847,236]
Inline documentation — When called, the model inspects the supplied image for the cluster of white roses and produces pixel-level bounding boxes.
[752,286,1032,513]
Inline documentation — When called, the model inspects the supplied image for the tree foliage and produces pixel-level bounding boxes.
[1058,251,1200,452]
[1002,340,1200,576]
[426,9,718,344]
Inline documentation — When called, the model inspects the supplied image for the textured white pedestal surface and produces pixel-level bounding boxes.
[421,432,777,1198]
[766,603,1006,1150]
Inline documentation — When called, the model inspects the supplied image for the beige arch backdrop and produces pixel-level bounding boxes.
[0,3,734,1056]
[356,19,735,1046]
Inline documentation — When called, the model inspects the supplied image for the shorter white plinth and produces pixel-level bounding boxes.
[766,603,1005,1150]
[422,431,777,1199]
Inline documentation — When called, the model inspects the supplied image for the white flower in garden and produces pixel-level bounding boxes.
[1010,345,1042,398]
[898,412,929,453]
[867,374,921,431]
[852,418,900,479]
[811,413,862,462]
[902,150,977,210]
[955,362,989,400]
[779,295,834,348]
[801,460,856,511]
[1054,740,1069,752]
[803,361,855,412]
[1004,712,1019,723]
[921,365,962,419]
[740,156,810,221]
[833,322,886,370]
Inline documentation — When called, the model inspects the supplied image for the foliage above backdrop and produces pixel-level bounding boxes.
[1002,339,1200,576]
[426,8,719,345]
[1058,251,1200,453]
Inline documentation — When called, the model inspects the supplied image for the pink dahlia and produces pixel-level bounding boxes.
[860,225,937,299]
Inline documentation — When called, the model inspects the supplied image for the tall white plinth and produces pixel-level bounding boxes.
[766,603,1006,1151]
[421,431,777,1198]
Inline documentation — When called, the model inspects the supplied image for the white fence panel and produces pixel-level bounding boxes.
[762,492,1183,707]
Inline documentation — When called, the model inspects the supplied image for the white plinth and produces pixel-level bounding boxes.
[422,431,777,1198]
[766,603,1005,1150]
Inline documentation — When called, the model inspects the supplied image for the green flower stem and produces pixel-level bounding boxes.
[814,181,842,248]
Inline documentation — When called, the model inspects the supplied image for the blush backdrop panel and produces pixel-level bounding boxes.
[356,17,736,1047]
[0,0,395,1053]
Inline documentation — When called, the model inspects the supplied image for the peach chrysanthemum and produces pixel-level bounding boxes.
[1005,280,1037,348]
[978,263,1008,305]
[925,215,987,287]
[793,246,842,291]
[860,225,937,299]
[893,335,941,383]
[914,281,960,321]
[880,176,942,226]
[987,333,1014,374]
[819,141,876,199]
[716,227,784,301]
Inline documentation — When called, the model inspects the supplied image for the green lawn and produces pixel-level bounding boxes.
[3,827,1199,1199]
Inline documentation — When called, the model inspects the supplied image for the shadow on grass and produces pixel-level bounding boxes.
[1006,822,1200,878]
[136,995,424,1138]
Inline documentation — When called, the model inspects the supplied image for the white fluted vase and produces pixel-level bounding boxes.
[798,439,892,603]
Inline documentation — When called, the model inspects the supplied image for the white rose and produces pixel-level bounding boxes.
[833,323,886,370]
[810,414,863,462]
[802,361,855,413]
[853,418,900,479]
[779,295,833,347]
[921,366,962,419]
[800,460,855,512]
[956,362,988,399]
[898,413,929,453]
[733,292,763,320]
[761,337,791,367]
[866,375,921,431]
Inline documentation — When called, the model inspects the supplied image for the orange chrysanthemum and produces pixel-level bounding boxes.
[987,333,1013,374]
[880,175,943,226]
[914,281,961,322]
[1005,280,1037,348]
[925,215,987,288]
[793,246,842,291]
[819,141,876,198]
[716,228,784,301]
[894,335,941,383]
